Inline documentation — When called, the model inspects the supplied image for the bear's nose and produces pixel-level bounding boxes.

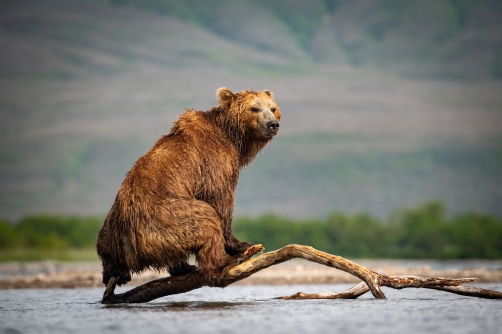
[268,121,280,132]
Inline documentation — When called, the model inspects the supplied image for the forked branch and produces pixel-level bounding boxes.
[101,244,502,304]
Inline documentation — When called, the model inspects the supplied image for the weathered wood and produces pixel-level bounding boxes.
[223,244,385,298]
[278,276,489,300]
[428,285,502,299]
[380,275,477,289]
[103,276,118,300]
[101,244,502,304]
[102,272,208,304]
[102,244,265,304]
[278,281,369,300]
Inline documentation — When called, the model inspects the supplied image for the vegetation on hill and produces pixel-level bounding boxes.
[1,201,501,261]
[234,201,502,259]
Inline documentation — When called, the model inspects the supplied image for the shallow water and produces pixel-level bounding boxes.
[1,284,501,334]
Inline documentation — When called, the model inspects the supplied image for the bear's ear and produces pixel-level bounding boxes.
[263,89,274,99]
[216,87,234,108]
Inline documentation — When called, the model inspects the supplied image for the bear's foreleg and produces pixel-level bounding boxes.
[212,197,255,256]
[170,203,248,284]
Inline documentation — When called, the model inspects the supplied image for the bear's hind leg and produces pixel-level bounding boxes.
[155,198,249,284]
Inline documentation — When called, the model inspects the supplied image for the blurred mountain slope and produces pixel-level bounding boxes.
[114,0,502,78]
[0,0,501,220]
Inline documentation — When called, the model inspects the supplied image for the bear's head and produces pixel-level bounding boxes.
[216,87,281,140]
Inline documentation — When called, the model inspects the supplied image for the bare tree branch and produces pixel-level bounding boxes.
[101,244,502,304]
[277,276,502,300]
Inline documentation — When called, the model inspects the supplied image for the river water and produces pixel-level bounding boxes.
[1,283,501,334]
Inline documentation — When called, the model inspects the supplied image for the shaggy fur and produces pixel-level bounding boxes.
[96,88,281,286]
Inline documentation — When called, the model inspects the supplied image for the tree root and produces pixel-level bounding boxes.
[101,244,502,304]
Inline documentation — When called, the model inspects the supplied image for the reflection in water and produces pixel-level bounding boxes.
[105,300,252,312]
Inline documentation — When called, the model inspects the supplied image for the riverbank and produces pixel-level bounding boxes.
[1,259,501,289]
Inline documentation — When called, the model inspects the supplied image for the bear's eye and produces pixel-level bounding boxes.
[271,107,276,113]
[251,107,260,113]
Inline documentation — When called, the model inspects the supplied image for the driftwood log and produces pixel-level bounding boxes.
[101,244,502,304]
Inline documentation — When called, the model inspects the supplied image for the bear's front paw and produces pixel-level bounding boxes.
[225,241,254,256]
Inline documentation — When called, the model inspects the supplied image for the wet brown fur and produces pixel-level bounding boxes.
[96,88,281,286]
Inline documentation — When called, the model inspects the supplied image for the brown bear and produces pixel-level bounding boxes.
[96,87,281,286]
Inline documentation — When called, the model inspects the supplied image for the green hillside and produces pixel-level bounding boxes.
[0,0,501,220]
[112,0,502,78]
[2,201,502,261]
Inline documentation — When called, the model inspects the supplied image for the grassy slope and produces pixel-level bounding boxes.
[116,0,502,78]
[0,0,501,220]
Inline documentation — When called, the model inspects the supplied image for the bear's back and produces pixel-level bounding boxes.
[118,109,240,203]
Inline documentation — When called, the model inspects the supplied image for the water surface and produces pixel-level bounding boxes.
[1,284,501,334]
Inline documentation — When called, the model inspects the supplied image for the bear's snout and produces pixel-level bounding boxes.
[267,121,279,134]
